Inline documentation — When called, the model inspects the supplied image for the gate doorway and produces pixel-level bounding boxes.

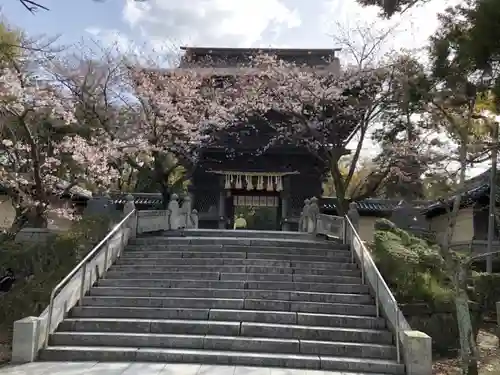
[229,193,281,231]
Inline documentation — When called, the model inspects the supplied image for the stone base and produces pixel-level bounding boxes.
[11,316,40,363]
[401,302,481,355]
[401,330,432,375]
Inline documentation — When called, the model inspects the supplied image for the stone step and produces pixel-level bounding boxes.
[120,251,353,263]
[57,318,393,344]
[115,257,359,270]
[97,279,369,294]
[39,346,405,374]
[81,296,378,315]
[109,265,361,277]
[125,244,350,255]
[161,229,317,240]
[70,306,386,329]
[88,287,373,304]
[219,273,363,283]
[49,332,396,359]
[129,237,336,249]
[104,270,363,284]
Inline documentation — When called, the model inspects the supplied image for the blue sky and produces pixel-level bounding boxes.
[5,0,485,175]
[2,0,124,45]
[1,0,455,61]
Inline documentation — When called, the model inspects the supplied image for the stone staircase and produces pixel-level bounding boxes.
[39,229,405,374]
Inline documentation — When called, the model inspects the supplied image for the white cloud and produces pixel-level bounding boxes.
[84,27,179,67]
[122,0,301,47]
[320,0,461,61]
[85,27,138,53]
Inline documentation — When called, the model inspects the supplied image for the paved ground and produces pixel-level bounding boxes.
[0,362,381,375]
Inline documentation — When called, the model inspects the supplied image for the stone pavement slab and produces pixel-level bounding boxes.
[0,362,386,375]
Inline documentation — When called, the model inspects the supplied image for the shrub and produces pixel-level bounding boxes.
[372,218,453,304]
[0,215,112,361]
[471,272,500,315]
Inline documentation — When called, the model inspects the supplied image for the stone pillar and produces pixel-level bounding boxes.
[180,196,192,229]
[218,177,226,229]
[347,202,360,231]
[168,194,180,230]
[401,330,432,375]
[299,199,311,232]
[11,316,40,363]
[309,197,319,234]
[191,209,199,229]
[123,194,137,237]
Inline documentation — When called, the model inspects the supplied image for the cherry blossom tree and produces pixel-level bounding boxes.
[118,65,249,204]
[50,43,250,206]
[228,53,404,214]
[0,49,118,232]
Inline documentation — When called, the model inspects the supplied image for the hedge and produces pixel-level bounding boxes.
[0,215,111,362]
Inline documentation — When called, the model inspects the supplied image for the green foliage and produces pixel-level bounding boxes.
[0,215,111,354]
[430,0,500,102]
[0,22,21,63]
[471,272,500,313]
[422,172,457,199]
[372,219,453,304]
[355,0,427,18]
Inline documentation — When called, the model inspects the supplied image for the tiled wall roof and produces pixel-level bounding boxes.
[424,168,500,215]
[319,197,432,213]
[110,193,163,206]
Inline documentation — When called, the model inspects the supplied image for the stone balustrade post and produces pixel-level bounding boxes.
[180,196,193,229]
[103,192,116,229]
[191,209,199,229]
[299,199,311,232]
[347,202,360,231]
[11,316,40,363]
[309,197,319,234]
[123,194,137,238]
[168,194,180,230]
[401,330,432,375]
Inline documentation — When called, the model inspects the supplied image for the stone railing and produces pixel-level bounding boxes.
[298,196,344,238]
[135,193,199,233]
[11,208,136,363]
[10,192,199,364]
[299,196,432,375]
[298,197,320,233]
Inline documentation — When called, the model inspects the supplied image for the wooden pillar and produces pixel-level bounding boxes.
[281,176,290,231]
[218,176,226,229]
[281,198,289,231]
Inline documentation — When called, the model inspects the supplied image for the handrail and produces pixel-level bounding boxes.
[344,215,410,364]
[44,209,136,347]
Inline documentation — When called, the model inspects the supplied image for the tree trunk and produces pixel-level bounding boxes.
[442,141,479,375]
[9,205,48,234]
[335,195,348,216]
[329,160,348,216]
[455,266,479,375]
[9,213,27,234]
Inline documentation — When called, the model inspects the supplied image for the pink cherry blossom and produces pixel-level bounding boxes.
[0,57,118,230]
